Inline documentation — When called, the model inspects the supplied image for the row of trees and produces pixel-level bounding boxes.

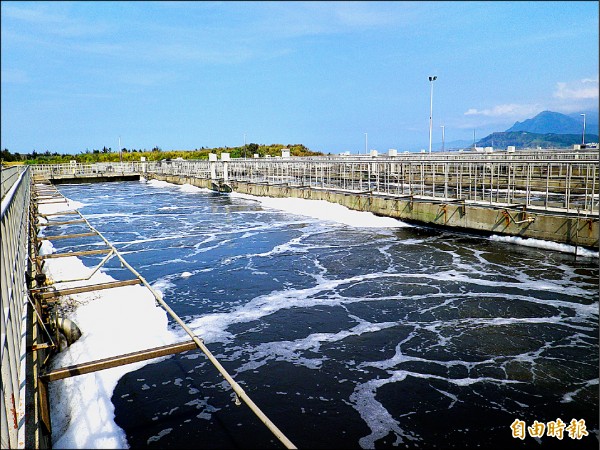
[1,144,324,165]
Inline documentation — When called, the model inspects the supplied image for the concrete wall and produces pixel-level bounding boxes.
[145,174,599,250]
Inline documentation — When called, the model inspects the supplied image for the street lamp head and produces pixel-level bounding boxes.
[429,76,437,81]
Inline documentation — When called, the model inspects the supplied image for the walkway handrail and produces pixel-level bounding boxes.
[27,152,600,216]
[1,165,26,200]
[1,167,31,449]
[147,156,599,216]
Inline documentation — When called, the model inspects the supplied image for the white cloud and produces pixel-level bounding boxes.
[1,3,113,38]
[464,76,600,122]
[252,2,414,39]
[553,77,599,100]
[332,2,402,28]
[464,103,541,118]
[1,3,65,24]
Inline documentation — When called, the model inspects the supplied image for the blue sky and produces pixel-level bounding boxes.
[1,1,598,154]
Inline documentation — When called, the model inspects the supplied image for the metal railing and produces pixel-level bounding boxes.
[26,149,600,216]
[243,158,597,214]
[147,153,599,217]
[1,167,31,449]
[1,166,26,200]
[29,162,141,179]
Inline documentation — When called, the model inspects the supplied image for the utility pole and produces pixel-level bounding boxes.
[428,76,437,153]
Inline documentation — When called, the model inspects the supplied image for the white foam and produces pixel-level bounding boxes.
[561,378,599,403]
[231,317,398,373]
[147,427,172,444]
[351,363,522,448]
[37,198,176,449]
[490,235,599,258]
[146,179,174,189]
[179,183,212,194]
[229,192,411,228]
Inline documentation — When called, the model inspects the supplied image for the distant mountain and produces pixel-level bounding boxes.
[507,111,577,134]
[470,110,599,149]
[476,131,599,149]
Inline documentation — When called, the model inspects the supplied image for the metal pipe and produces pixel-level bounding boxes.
[55,317,82,346]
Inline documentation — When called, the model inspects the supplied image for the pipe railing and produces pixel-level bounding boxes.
[199,157,598,216]
[1,166,26,200]
[1,167,31,449]
[30,162,142,178]
[27,150,600,216]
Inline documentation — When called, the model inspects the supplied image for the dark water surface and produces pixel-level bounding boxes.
[54,180,599,449]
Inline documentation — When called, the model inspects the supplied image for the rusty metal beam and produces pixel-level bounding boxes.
[38,232,97,241]
[38,379,51,434]
[39,211,79,217]
[37,200,68,204]
[37,219,86,227]
[32,279,142,300]
[40,340,199,382]
[37,248,112,260]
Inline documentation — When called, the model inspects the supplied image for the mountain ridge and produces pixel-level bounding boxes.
[474,110,599,149]
[506,111,583,134]
[476,131,599,149]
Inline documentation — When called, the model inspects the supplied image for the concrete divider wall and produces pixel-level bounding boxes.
[145,173,599,250]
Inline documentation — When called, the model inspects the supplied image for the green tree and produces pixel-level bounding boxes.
[1,148,16,162]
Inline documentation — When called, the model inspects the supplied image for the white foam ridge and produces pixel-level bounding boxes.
[145,178,412,228]
[145,177,412,228]
[230,192,411,228]
[145,179,173,189]
[490,234,599,258]
[179,183,213,194]
[37,199,176,449]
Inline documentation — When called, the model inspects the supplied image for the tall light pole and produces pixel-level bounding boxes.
[428,76,437,153]
[119,136,122,163]
[441,125,445,152]
[365,132,368,155]
[244,133,247,158]
[580,113,586,146]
